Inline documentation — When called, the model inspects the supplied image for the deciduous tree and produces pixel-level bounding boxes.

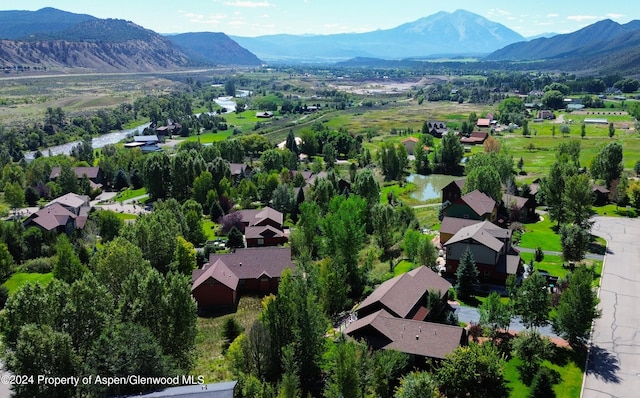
[435,342,508,398]
[553,266,601,346]
[514,271,550,329]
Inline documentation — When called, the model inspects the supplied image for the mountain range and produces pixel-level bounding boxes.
[232,10,525,62]
[486,19,640,75]
[0,7,260,72]
[0,7,639,75]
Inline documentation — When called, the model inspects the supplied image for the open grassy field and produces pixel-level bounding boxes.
[2,272,53,295]
[0,73,180,125]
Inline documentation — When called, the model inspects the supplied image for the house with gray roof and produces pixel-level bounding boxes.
[443,221,522,284]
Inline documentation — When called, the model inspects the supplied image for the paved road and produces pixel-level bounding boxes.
[582,216,640,398]
[451,303,560,339]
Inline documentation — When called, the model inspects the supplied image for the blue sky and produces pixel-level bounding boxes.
[14,1,640,37]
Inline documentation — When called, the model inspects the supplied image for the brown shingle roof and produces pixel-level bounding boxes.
[445,221,508,253]
[344,310,464,360]
[26,203,76,231]
[198,247,294,281]
[502,194,529,209]
[460,190,496,217]
[440,216,482,237]
[238,206,283,227]
[192,259,239,291]
[357,266,451,319]
[50,166,100,180]
[244,225,285,239]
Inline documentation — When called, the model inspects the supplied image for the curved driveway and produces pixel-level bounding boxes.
[583,216,640,398]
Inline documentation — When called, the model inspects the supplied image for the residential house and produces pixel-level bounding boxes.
[401,137,419,156]
[191,247,294,310]
[155,122,182,138]
[443,221,522,284]
[229,163,253,182]
[356,266,452,321]
[476,118,492,128]
[23,192,91,233]
[426,121,447,138]
[441,179,465,203]
[256,111,274,118]
[133,135,162,153]
[442,190,497,222]
[24,203,79,234]
[460,131,488,145]
[439,216,481,245]
[592,184,610,206]
[536,110,555,120]
[502,193,536,222]
[344,266,465,363]
[237,207,287,247]
[344,310,465,363]
[50,166,104,190]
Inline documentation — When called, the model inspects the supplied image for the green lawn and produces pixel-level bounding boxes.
[519,217,562,252]
[3,272,53,295]
[503,345,586,398]
[113,187,147,202]
[113,212,138,221]
[181,130,234,144]
[393,259,417,276]
[203,219,219,241]
[593,204,637,218]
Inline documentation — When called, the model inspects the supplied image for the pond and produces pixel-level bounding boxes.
[406,174,464,201]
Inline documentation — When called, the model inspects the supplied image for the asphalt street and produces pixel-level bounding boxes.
[582,216,640,398]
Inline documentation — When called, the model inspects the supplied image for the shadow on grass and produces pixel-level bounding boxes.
[588,240,607,255]
[586,345,621,384]
[550,344,586,369]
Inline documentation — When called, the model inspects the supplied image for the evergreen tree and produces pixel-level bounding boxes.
[227,227,245,248]
[455,248,479,300]
[529,367,557,398]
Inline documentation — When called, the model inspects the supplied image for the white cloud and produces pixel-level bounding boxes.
[606,13,625,19]
[224,1,272,7]
[547,13,559,18]
[567,15,599,22]
[179,11,228,25]
[487,8,511,17]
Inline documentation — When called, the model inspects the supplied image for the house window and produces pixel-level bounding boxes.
[260,277,269,282]
[257,238,264,245]
[208,280,217,286]
[483,271,490,280]
[446,247,451,256]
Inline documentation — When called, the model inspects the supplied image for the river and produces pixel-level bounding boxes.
[24,92,250,160]
[24,122,151,160]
